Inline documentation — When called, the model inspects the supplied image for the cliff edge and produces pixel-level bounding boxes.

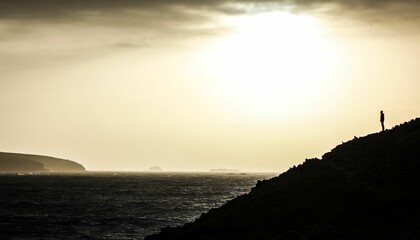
[146,118,420,240]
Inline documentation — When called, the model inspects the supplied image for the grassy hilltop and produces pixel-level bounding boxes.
[146,118,420,240]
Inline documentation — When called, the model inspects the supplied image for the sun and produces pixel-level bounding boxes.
[202,11,336,121]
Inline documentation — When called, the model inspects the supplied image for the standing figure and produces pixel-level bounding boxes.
[380,111,385,131]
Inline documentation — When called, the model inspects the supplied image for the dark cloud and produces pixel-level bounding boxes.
[0,0,226,20]
[1,0,420,20]
[1,0,420,57]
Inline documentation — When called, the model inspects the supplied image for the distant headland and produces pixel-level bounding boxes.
[0,152,86,172]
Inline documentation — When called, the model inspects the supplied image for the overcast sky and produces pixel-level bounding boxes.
[1,0,420,171]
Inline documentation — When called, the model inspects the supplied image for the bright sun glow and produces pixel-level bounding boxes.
[203,11,336,121]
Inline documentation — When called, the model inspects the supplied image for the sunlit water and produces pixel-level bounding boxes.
[0,172,276,239]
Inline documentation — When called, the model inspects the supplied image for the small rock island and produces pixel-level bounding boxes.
[149,165,163,171]
[209,169,239,173]
[0,152,86,172]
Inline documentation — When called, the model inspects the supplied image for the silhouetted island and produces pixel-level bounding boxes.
[149,165,163,171]
[146,117,420,240]
[0,152,86,172]
[209,168,239,173]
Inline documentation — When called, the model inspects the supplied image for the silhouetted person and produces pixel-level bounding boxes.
[380,111,385,131]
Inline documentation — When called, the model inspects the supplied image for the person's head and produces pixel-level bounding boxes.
[381,110,383,113]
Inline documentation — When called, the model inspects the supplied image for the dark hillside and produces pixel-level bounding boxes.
[146,118,420,240]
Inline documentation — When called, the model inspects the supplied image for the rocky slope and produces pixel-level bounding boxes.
[146,118,420,240]
[0,152,86,172]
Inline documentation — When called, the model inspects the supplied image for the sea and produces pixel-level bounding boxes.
[0,172,276,240]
